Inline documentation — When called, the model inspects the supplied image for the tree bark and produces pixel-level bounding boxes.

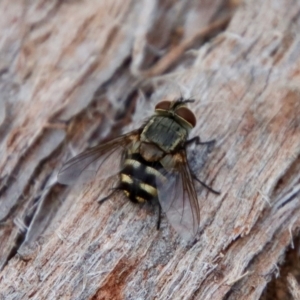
[0,0,300,299]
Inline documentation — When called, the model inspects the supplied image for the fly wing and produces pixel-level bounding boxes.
[57,131,140,185]
[156,151,200,241]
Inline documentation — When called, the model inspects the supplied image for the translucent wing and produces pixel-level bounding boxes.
[57,131,140,185]
[156,151,200,241]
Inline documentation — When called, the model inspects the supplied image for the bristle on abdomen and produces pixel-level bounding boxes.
[119,153,166,203]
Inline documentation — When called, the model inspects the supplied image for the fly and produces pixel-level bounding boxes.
[57,99,220,240]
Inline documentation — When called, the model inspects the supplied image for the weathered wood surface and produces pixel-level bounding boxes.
[0,0,300,299]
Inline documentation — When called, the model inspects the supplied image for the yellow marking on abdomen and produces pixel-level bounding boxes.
[136,196,146,203]
[120,173,133,184]
[145,166,167,183]
[123,190,130,197]
[139,182,157,197]
[124,159,142,169]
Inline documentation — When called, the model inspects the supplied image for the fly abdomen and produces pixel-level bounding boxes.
[119,153,165,203]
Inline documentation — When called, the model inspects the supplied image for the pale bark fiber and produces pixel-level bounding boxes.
[0,0,300,300]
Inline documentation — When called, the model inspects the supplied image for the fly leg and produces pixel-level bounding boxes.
[157,204,162,230]
[191,173,220,195]
[185,136,216,146]
[186,137,220,194]
[98,188,119,203]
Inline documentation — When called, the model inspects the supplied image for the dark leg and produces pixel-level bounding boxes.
[98,188,119,204]
[181,99,195,105]
[192,174,220,195]
[185,136,219,194]
[176,99,195,106]
[185,136,216,147]
[156,204,162,230]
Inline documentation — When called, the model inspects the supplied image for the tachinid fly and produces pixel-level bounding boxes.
[57,99,220,240]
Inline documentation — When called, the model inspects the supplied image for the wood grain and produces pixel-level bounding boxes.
[0,0,300,299]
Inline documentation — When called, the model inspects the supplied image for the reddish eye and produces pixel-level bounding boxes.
[155,101,172,111]
[175,107,196,127]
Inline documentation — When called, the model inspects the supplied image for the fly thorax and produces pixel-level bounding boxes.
[140,142,164,161]
[141,116,189,153]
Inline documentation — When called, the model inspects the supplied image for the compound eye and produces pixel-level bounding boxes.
[175,107,197,127]
[155,101,172,112]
